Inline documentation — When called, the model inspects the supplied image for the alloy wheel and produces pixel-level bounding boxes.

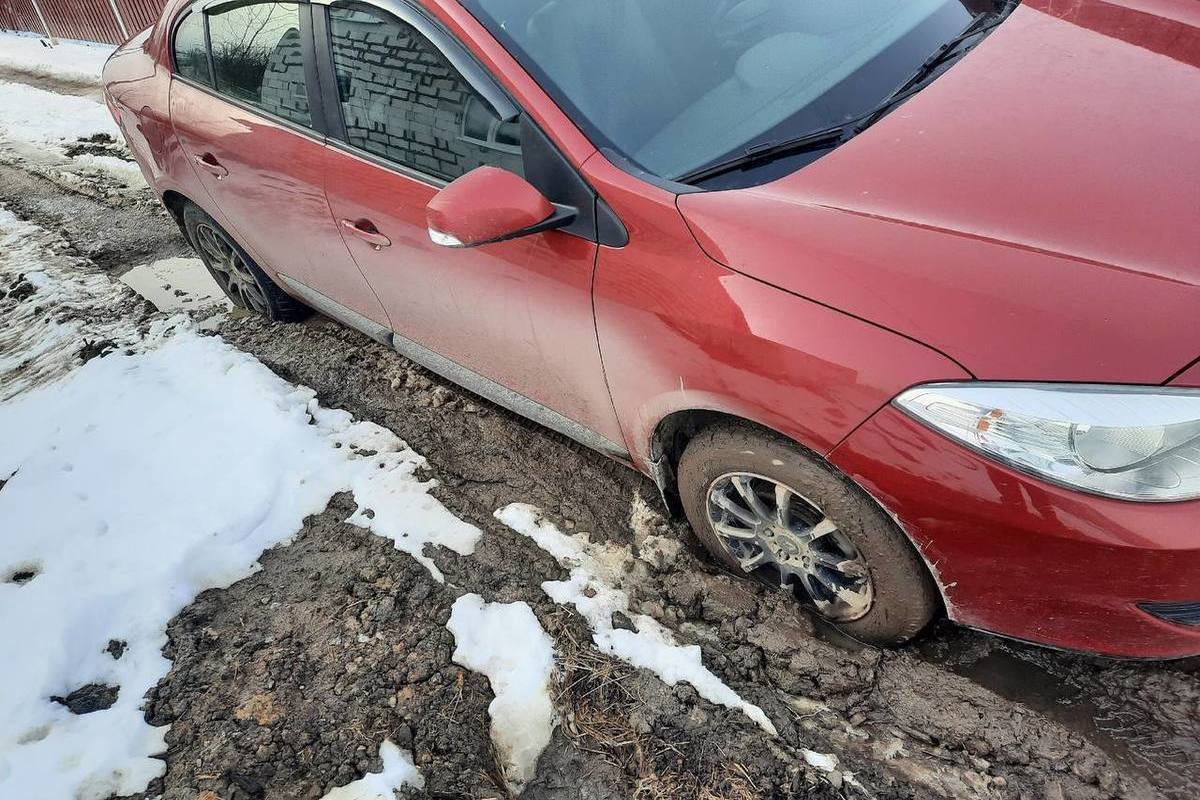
[193,223,270,314]
[705,472,874,622]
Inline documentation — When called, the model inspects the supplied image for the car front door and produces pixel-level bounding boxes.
[169,0,391,329]
[316,0,627,454]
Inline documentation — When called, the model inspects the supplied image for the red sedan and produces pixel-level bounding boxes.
[102,0,1200,658]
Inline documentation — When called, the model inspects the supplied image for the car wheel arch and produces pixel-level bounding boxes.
[648,408,820,516]
[648,406,955,619]
[161,189,192,237]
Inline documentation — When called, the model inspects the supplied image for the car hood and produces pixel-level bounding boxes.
[677,0,1200,384]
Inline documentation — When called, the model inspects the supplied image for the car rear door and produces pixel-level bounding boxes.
[168,0,390,330]
[314,0,627,454]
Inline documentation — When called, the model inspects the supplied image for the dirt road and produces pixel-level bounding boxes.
[1,125,1196,800]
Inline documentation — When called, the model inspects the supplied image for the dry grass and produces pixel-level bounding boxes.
[544,610,762,800]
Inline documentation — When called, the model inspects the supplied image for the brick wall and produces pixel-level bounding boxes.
[329,13,522,180]
[258,27,311,127]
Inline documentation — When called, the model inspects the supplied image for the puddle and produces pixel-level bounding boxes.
[918,632,1200,799]
[119,257,231,313]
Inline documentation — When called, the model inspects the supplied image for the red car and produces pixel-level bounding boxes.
[102,0,1200,658]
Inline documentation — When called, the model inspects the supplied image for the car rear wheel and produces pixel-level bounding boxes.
[182,203,309,322]
[677,423,939,646]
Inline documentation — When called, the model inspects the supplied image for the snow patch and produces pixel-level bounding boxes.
[803,750,839,772]
[495,501,631,586]
[0,332,480,797]
[318,740,424,799]
[496,503,777,736]
[0,212,480,797]
[0,32,113,85]
[69,152,147,187]
[629,490,661,542]
[342,443,480,582]
[447,594,557,793]
[0,80,119,146]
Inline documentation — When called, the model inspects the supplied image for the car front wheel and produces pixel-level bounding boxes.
[677,423,939,646]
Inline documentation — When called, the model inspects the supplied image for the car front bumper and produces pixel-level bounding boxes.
[830,405,1200,659]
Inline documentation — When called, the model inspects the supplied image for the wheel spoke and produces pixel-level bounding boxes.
[799,572,835,613]
[731,476,771,522]
[803,517,839,543]
[713,492,760,528]
[809,549,851,573]
[205,229,226,259]
[807,566,841,593]
[706,472,873,622]
[197,237,223,266]
[738,548,770,572]
[714,521,758,541]
[230,254,250,279]
[832,557,869,580]
[194,225,212,249]
[247,289,268,313]
[774,483,792,527]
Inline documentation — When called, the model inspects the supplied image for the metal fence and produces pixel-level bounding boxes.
[0,0,166,45]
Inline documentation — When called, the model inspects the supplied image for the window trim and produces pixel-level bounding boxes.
[322,0,517,125]
[169,8,213,86]
[167,0,325,139]
[460,95,522,156]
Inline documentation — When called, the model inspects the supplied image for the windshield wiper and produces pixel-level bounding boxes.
[678,11,1004,186]
[678,124,853,184]
[856,11,1002,131]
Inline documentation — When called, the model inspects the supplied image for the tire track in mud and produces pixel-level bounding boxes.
[2,143,1197,799]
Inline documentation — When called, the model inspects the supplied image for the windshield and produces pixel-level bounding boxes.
[460,0,1007,187]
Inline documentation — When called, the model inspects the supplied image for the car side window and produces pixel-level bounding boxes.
[327,5,522,181]
[173,11,211,85]
[207,1,312,128]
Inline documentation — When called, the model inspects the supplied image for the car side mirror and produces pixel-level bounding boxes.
[426,166,575,248]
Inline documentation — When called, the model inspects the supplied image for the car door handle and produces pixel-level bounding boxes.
[193,153,228,179]
[340,219,392,250]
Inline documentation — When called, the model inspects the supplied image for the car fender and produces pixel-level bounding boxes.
[586,160,972,473]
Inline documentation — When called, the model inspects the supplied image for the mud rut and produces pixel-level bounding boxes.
[1,144,1197,800]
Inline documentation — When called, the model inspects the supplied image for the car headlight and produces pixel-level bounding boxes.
[894,384,1200,502]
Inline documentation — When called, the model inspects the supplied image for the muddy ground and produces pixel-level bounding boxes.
[2,130,1198,800]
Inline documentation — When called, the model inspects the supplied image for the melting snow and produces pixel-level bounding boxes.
[0,208,139,400]
[0,32,112,85]
[68,151,147,185]
[0,209,479,797]
[803,750,839,771]
[496,503,777,736]
[318,740,424,800]
[0,79,145,189]
[447,594,557,793]
[0,80,119,146]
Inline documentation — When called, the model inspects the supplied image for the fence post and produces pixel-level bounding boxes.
[28,0,57,44]
[105,0,129,40]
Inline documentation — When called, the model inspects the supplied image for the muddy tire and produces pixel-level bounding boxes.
[182,203,309,322]
[678,423,938,646]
